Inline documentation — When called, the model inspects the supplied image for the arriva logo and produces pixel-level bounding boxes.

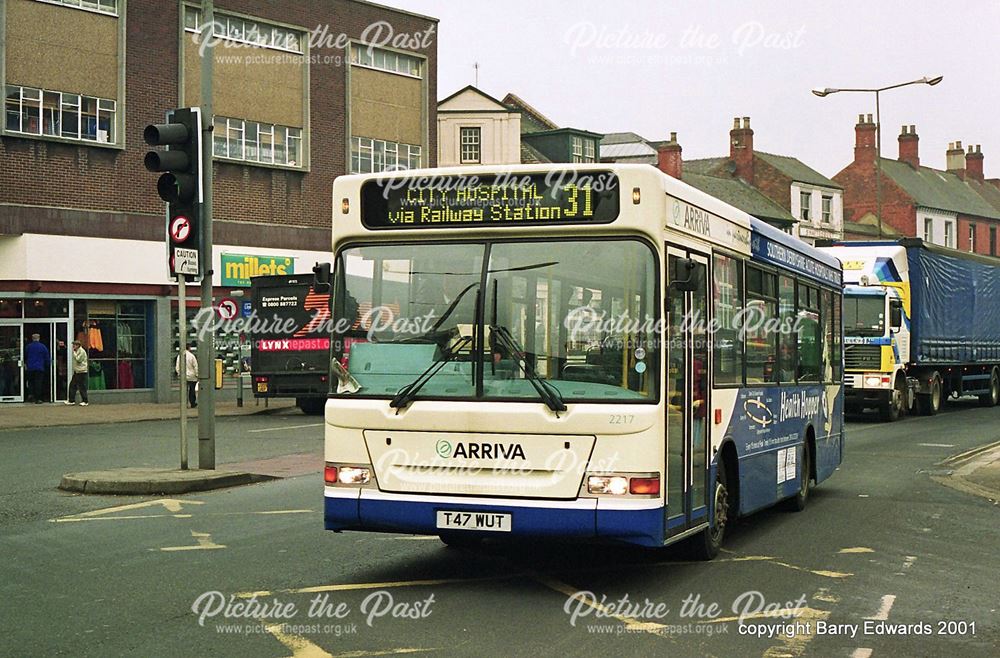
[744,398,774,427]
[435,441,526,460]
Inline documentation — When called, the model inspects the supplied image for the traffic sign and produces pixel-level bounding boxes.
[170,216,192,243]
[217,298,238,320]
[173,248,199,276]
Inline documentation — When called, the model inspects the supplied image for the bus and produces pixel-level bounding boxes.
[320,164,844,559]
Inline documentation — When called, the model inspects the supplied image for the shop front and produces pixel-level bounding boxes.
[0,296,156,403]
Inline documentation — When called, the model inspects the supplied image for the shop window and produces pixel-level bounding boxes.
[0,299,24,318]
[74,300,152,390]
[25,299,69,318]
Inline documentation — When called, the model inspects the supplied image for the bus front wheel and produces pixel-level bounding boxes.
[691,463,729,561]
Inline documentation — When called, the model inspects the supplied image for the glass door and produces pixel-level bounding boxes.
[0,325,23,402]
[665,247,710,537]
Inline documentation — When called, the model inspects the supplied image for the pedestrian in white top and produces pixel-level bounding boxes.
[65,340,89,406]
[175,346,198,408]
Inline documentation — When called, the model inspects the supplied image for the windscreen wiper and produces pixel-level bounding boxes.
[490,323,567,415]
[389,335,473,412]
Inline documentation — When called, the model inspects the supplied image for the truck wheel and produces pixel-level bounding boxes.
[979,369,1000,407]
[691,462,729,561]
[917,375,942,416]
[879,378,905,422]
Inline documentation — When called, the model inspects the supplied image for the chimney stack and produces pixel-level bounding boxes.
[854,114,876,165]
[656,132,683,179]
[965,144,984,182]
[730,116,754,184]
[897,124,919,168]
[946,141,966,175]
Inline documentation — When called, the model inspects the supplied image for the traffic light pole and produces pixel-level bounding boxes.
[198,0,216,469]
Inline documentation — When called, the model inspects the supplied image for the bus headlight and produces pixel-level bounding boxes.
[586,473,660,497]
[325,462,373,486]
[588,475,629,495]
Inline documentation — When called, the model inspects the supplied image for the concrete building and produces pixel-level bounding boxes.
[0,0,437,404]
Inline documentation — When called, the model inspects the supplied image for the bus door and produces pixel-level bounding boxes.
[665,247,710,538]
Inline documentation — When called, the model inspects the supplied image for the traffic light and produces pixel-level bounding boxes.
[144,107,204,280]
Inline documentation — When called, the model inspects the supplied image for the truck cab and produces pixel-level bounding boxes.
[820,244,912,421]
[843,280,909,420]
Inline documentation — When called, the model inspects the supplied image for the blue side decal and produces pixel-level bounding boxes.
[724,385,841,515]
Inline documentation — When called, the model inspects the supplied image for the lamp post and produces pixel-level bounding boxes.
[812,76,943,239]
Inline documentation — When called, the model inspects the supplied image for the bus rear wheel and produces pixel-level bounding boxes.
[784,441,812,512]
[691,463,729,561]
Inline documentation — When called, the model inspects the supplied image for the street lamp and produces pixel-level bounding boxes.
[812,76,943,239]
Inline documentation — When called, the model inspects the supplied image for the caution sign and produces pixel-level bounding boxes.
[174,248,199,276]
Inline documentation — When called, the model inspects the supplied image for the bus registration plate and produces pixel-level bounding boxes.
[436,511,511,532]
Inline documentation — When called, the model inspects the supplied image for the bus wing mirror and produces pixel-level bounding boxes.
[889,300,902,330]
[670,258,698,293]
[312,262,332,293]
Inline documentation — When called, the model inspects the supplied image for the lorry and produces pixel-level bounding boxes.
[249,273,330,415]
[818,239,1000,421]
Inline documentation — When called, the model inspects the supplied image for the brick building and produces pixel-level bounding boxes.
[0,0,437,404]
[834,115,1000,254]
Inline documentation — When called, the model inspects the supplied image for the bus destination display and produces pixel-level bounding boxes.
[361,172,620,229]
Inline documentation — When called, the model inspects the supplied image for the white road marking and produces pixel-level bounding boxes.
[918,443,955,448]
[902,556,917,570]
[248,423,323,433]
[851,649,873,658]
[160,530,226,551]
[865,594,896,621]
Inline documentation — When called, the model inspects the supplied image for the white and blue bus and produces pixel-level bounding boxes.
[321,164,843,558]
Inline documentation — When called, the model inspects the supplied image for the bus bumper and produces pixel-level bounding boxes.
[324,489,665,548]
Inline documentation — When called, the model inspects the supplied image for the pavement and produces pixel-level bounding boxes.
[0,398,312,496]
[931,439,1000,505]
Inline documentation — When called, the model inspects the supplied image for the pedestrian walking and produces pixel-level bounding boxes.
[65,340,89,406]
[24,333,50,404]
[175,346,198,408]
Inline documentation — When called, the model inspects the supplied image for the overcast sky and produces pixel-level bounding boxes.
[380,0,999,179]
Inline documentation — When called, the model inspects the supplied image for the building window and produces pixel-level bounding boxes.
[460,127,481,164]
[184,7,303,53]
[821,195,832,223]
[991,226,997,256]
[968,224,977,253]
[799,191,811,221]
[571,136,596,163]
[944,221,954,248]
[923,217,933,243]
[350,136,422,174]
[37,0,118,17]
[213,117,302,167]
[5,85,115,144]
[350,44,423,78]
